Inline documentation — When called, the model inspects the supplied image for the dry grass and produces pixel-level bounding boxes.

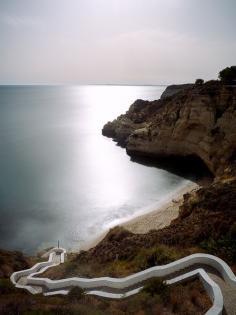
[0,277,211,315]
[41,244,198,280]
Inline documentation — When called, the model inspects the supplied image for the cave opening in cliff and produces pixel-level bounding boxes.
[130,154,214,183]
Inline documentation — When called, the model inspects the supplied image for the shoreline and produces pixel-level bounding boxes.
[83,181,199,250]
[121,182,198,234]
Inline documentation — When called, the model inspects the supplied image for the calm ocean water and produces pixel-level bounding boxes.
[0,85,192,253]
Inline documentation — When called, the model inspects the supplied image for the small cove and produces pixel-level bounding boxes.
[0,85,196,253]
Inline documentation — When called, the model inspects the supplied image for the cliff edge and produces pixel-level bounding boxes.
[102,81,236,177]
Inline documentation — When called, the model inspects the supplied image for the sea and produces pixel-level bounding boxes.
[0,85,193,253]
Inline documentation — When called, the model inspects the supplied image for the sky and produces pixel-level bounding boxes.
[0,0,235,85]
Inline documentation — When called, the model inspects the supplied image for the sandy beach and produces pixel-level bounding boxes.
[82,182,199,250]
[121,182,198,234]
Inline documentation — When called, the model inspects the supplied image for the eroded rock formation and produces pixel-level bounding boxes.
[160,83,194,99]
[102,81,236,176]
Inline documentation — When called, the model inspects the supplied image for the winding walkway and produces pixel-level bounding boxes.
[10,248,236,315]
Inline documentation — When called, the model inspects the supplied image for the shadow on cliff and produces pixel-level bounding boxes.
[130,154,213,184]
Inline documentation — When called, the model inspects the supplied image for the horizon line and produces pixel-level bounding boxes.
[0,83,185,87]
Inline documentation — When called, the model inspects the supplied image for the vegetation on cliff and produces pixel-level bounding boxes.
[0,276,210,315]
[46,179,235,282]
[219,66,236,84]
[0,249,33,278]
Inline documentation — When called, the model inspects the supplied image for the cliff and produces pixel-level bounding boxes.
[101,79,236,267]
[102,81,236,177]
[160,83,194,99]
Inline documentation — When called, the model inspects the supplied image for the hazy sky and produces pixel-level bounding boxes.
[0,0,235,85]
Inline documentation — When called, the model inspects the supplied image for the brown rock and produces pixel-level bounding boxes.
[103,81,236,176]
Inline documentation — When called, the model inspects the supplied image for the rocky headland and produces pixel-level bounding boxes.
[101,79,236,268]
[160,83,194,99]
[102,80,236,177]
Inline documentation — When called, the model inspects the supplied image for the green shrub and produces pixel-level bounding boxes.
[67,286,85,301]
[195,78,204,85]
[148,246,180,265]
[142,278,170,301]
[64,261,78,274]
[0,278,18,294]
[200,223,236,263]
[218,66,236,84]
[131,245,182,272]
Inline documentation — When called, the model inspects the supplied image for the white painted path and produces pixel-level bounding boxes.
[10,248,236,315]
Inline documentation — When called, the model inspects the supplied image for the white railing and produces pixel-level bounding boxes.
[10,248,66,294]
[11,248,236,315]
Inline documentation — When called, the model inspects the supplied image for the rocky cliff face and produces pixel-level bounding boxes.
[160,83,194,99]
[102,81,236,176]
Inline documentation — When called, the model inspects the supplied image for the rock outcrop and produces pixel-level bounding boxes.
[160,83,194,99]
[102,81,236,176]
